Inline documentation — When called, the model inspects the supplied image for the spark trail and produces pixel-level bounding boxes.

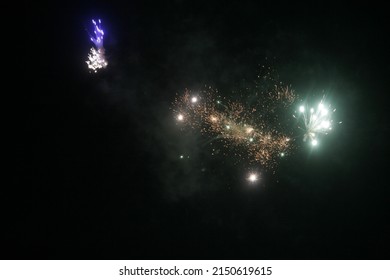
[172,82,296,168]
[86,19,107,73]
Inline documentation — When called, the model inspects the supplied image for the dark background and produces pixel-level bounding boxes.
[14,0,389,259]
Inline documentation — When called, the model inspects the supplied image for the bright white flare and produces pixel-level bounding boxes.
[177,114,184,121]
[247,173,258,183]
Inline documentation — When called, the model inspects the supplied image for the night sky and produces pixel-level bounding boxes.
[15,0,389,259]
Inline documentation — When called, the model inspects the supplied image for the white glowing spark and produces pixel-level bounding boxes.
[191,96,198,103]
[177,114,184,121]
[247,173,259,183]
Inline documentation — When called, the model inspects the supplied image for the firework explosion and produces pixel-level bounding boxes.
[294,97,339,147]
[172,81,296,168]
[86,19,108,73]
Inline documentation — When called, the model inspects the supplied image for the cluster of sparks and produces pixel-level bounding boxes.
[294,97,339,147]
[173,83,296,169]
[86,19,107,73]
